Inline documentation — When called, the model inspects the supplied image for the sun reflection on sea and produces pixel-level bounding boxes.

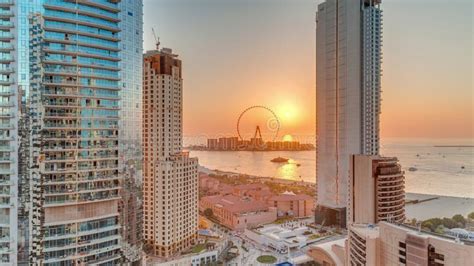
[276,159,302,181]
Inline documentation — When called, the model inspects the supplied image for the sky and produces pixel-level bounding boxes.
[143,0,473,140]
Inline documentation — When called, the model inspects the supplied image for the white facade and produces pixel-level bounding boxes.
[143,48,199,258]
[316,0,382,210]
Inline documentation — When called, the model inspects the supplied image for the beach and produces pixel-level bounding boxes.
[405,193,474,221]
[200,166,474,221]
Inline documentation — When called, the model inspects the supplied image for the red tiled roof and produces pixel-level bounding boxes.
[201,195,269,214]
[268,194,313,201]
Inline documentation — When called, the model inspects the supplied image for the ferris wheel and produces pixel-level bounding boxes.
[236,105,280,141]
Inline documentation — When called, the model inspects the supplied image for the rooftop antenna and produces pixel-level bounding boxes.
[152,28,160,50]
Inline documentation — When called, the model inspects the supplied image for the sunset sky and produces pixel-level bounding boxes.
[143,0,473,140]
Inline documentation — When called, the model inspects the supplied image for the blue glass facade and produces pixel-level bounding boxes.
[117,0,143,263]
[0,0,18,264]
[28,1,124,265]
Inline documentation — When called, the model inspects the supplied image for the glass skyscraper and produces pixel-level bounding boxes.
[0,0,18,264]
[117,0,143,263]
[28,1,124,264]
[315,0,383,227]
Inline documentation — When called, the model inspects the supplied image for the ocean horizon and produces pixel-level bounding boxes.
[186,137,474,198]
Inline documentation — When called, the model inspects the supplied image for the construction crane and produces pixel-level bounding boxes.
[152,28,160,50]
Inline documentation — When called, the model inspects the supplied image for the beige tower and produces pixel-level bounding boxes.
[142,48,199,258]
[349,155,405,225]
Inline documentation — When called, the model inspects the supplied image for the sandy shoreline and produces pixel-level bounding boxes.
[200,166,474,221]
[405,193,474,220]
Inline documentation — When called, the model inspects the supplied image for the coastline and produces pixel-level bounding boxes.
[199,166,474,221]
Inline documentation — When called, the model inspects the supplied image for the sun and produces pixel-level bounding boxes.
[282,134,293,142]
[276,103,300,124]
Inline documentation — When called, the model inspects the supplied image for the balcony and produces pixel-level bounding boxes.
[0,123,13,129]
[0,10,13,18]
[0,55,12,63]
[0,33,13,40]
[0,44,13,52]
[0,21,13,29]
[45,224,120,241]
[0,68,13,74]
[0,0,14,6]
[0,78,13,85]
[42,80,120,91]
[0,113,13,118]
[0,157,12,163]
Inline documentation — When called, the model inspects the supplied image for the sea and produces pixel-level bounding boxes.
[186,138,474,199]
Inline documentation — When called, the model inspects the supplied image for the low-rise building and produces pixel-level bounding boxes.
[378,222,474,266]
[245,224,322,254]
[344,222,474,266]
[200,195,277,230]
[306,238,347,266]
[232,183,271,197]
[267,192,314,218]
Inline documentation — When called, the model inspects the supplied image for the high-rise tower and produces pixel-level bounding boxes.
[315,0,382,227]
[0,0,18,264]
[117,0,144,263]
[28,1,123,264]
[142,48,199,258]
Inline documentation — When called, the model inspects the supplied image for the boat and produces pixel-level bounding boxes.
[296,163,301,167]
[461,166,465,169]
[408,167,418,172]
[271,157,289,163]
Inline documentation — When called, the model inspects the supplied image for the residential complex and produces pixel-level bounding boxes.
[349,155,405,225]
[199,174,315,224]
[0,0,18,264]
[200,194,277,231]
[28,1,123,264]
[315,0,383,227]
[142,48,199,258]
[267,193,314,218]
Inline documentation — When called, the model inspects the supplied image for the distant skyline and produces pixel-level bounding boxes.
[144,0,473,139]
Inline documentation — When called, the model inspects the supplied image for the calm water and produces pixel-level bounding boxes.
[187,138,474,198]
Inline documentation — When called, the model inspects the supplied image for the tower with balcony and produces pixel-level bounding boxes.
[349,154,405,225]
[0,0,18,264]
[28,1,123,264]
[315,0,383,227]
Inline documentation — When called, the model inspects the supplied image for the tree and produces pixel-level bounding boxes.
[435,225,445,234]
[468,212,474,220]
[441,217,457,229]
[422,221,434,232]
[422,218,442,231]
[452,214,466,227]
[204,208,214,218]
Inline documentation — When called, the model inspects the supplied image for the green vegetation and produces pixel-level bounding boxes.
[308,234,321,240]
[421,214,470,232]
[204,208,214,218]
[469,212,474,220]
[256,255,277,264]
[207,173,315,198]
[191,244,206,254]
[274,217,295,224]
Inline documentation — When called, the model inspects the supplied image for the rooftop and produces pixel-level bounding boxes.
[202,195,269,214]
[269,193,313,202]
